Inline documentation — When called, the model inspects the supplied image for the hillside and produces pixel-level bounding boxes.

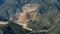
[0,0,60,34]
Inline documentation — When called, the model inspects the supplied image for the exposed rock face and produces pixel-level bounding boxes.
[11,4,41,31]
[0,0,60,34]
[22,4,39,12]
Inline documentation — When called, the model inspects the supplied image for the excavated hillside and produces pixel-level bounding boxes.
[0,0,60,34]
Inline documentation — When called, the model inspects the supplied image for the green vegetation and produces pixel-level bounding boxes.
[0,0,60,34]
